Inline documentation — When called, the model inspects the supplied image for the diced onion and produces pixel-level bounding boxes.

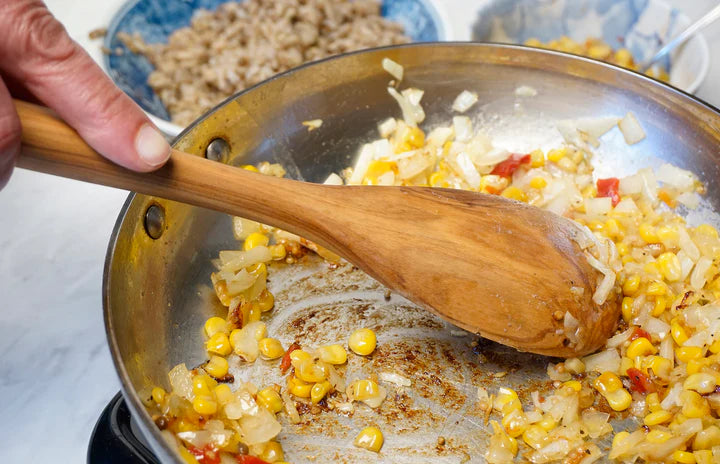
[515,85,537,97]
[323,173,344,185]
[426,126,453,147]
[677,192,700,209]
[678,226,701,261]
[349,144,375,184]
[453,116,473,142]
[379,372,412,387]
[618,111,645,145]
[584,197,612,217]
[456,151,481,189]
[452,90,478,113]
[606,327,633,348]
[378,117,397,138]
[657,163,696,191]
[619,174,643,195]
[583,349,620,373]
[613,198,639,214]
[301,119,322,131]
[690,256,712,289]
[239,408,282,445]
[387,87,425,126]
[219,246,272,273]
[168,363,194,401]
[639,168,658,203]
[232,217,261,240]
[382,57,403,81]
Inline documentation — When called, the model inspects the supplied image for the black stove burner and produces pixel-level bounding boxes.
[88,392,160,463]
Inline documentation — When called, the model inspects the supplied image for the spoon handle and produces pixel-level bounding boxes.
[640,3,720,71]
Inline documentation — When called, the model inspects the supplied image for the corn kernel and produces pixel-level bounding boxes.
[501,186,528,202]
[588,220,605,232]
[657,252,682,282]
[627,337,657,358]
[562,380,582,392]
[671,322,690,345]
[617,242,631,256]
[206,332,232,356]
[564,358,585,374]
[623,275,641,296]
[257,388,283,413]
[604,388,632,411]
[269,244,286,260]
[204,317,227,337]
[529,177,547,189]
[176,419,195,433]
[259,441,284,462]
[673,450,697,464]
[658,225,679,244]
[289,349,312,364]
[501,398,522,415]
[151,387,166,405]
[646,356,672,379]
[213,384,233,405]
[502,409,529,438]
[205,355,229,378]
[612,431,630,449]
[646,392,662,412]
[429,172,449,188]
[547,147,567,162]
[537,414,556,432]
[687,359,706,375]
[406,127,425,149]
[522,424,548,449]
[684,373,717,394]
[644,409,672,426]
[257,290,275,312]
[288,376,312,398]
[594,372,623,394]
[647,280,668,296]
[644,262,662,278]
[243,232,269,251]
[619,356,634,376]
[696,224,719,238]
[646,429,673,444]
[192,374,216,397]
[348,379,380,401]
[652,296,667,317]
[677,346,704,363]
[293,359,328,383]
[681,390,710,418]
[258,338,285,360]
[529,149,545,167]
[317,344,348,365]
[694,450,713,464]
[639,223,660,243]
[354,426,384,452]
[311,381,331,404]
[348,328,377,356]
[241,164,259,172]
[614,48,633,66]
[694,426,720,450]
[621,297,635,323]
[709,339,720,354]
[557,157,577,173]
[192,395,217,415]
[494,387,520,410]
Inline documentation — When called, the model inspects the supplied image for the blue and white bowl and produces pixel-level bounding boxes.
[472,0,709,94]
[104,0,452,135]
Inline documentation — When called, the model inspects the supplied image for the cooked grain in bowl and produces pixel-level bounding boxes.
[119,0,410,126]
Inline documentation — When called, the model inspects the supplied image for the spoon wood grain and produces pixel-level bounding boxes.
[14,100,619,357]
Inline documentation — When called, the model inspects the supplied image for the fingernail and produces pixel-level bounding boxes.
[135,124,170,167]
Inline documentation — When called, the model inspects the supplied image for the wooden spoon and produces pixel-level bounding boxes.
[15,100,619,357]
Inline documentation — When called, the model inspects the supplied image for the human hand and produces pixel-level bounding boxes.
[0,0,171,189]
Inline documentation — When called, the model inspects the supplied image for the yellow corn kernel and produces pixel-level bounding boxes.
[348,379,380,401]
[646,392,661,412]
[258,338,285,360]
[709,339,720,354]
[657,225,679,243]
[205,355,229,379]
[257,290,275,312]
[269,243,286,260]
[588,220,605,232]
[257,388,283,413]
[406,127,425,149]
[213,384,233,405]
[429,172,449,188]
[557,157,577,173]
[529,149,545,167]
[687,359,706,375]
[354,426,384,452]
[501,398,522,416]
[241,164,259,172]
[537,414,556,432]
[617,242,631,256]
[612,431,630,449]
[684,373,717,394]
[317,344,348,365]
[594,372,623,394]
[206,332,232,356]
[562,380,582,392]
[348,328,377,356]
[564,358,585,374]
[529,177,547,189]
[494,387,520,411]
[694,450,713,464]
[365,160,398,181]
[627,337,657,358]
[243,232,269,251]
[623,275,641,296]
[259,441,284,462]
[604,218,622,238]
[646,429,673,444]
[646,356,672,379]
[644,409,672,426]
[696,224,719,238]
[522,424,548,449]
[293,359,328,383]
[204,316,227,337]
[644,261,662,278]
[502,409,529,438]
[657,252,682,282]
[192,395,218,415]
[547,147,567,162]
[246,302,262,323]
[652,296,667,317]
[673,450,697,464]
[676,346,704,363]
[621,297,635,323]
[639,223,659,243]
[176,419,195,433]
[693,425,720,450]
[671,322,689,345]
[622,255,634,265]
[151,387,166,405]
[604,388,632,411]
[289,349,312,364]
[681,390,710,418]
[192,374,216,397]
[501,186,528,202]
[288,376,312,398]
[311,381,331,404]
[647,280,668,296]
[619,356,634,376]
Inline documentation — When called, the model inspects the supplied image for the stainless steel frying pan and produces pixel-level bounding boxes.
[103,43,720,463]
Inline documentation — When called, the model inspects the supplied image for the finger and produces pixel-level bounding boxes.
[0,0,170,172]
[0,76,21,189]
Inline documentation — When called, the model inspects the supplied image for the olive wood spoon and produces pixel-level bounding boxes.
[14,100,619,357]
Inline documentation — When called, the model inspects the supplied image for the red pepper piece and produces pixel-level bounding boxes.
[597,177,621,206]
[280,342,301,374]
[629,327,651,342]
[626,367,656,394]
[490,153,531,177]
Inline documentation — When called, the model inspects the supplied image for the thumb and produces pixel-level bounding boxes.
[0,0,170,172]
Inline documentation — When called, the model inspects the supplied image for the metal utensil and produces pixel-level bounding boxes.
[102,44,720,463]
[640,3,720,71]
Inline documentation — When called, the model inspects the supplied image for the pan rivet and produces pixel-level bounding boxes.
[144,204,165,240]
[205,138,230,163]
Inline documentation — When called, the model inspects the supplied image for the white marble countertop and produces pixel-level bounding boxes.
[1,0,718,462]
